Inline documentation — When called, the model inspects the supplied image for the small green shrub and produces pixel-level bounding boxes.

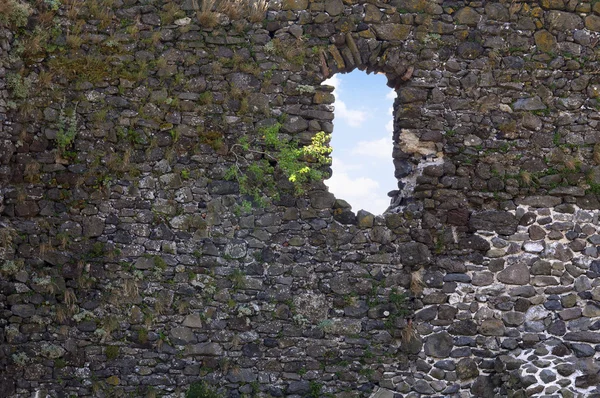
[105,345,120,360]
[0,0,32,28]
[138,328,148,344]
[226,125,332,206]
[57,100,79,152]
[44,0,61,11]
[6,73,32,99]
[186,381,223,398]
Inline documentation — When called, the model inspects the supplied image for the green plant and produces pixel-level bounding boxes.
[227,125,331,206]
[228,269,245,291]
[12,352,29,367]
[308,381,323,398]
[199,130,224,151]
[532,108,550,116]
[0,0,33,28]
[1,260,22,276]
[389,288,409,315]
[57,100,79,152]
[117,127,143,145]
[105,345,120,360]
[87,242,106,258]
[198,91,213,105]
[552,131,561,146]
[186,380,223,398]
[44,0,61,11]
[138,328,149,344]
[588,183,600,195]
[6,73,32,99]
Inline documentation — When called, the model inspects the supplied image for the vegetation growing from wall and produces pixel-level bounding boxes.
[226,124,332,206]
[186,381,222,398]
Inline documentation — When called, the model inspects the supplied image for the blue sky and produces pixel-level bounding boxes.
[322,71,397,215]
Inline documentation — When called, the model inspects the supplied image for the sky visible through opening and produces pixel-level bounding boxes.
[323,71,396,215]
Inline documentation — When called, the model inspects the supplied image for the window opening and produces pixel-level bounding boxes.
[323,71,396,215]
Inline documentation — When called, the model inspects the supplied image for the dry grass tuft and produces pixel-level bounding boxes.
[594,144,600,165]
[410,270,424,296]
[24,161,41,183]
[519,170,532,187]
[563,156,578,172]
[122,278,138,301]
[401,319,418,345]
[194,0,219,28]
[0,227,18,251]
[247,0,268,23]
[192,0,267,27]
[64,288,77,310]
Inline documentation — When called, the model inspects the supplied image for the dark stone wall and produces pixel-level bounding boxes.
[1,0,600,397]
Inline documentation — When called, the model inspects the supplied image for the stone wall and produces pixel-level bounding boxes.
[1,0,600,397]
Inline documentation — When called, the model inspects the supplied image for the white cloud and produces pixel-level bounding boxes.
[386,90,397,100]
[325,171,390,214]
[330,157,361,172]
[385,119,393,134]
[335,99,367,128]
[351,136,393,159]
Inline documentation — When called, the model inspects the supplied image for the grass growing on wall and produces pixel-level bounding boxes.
[186,381,223,398]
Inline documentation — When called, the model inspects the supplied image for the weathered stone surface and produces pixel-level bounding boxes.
[293,292,327,323]
[459,235,490,251]
[564,332,600,343]
[227,368,257,383]
[485,3,509,21]
[287,381,310,394]
[582,304,600,317]
[503,312,525,326]
[480,319,505,336]
[497,263,530,285]
[470,211,518,235]
[15,201,40,217]
[373,24,411,41]
[397,87,428,103]
[399,242,431,267]
[324,0,344,16]
[547,11,583,30]
[424,332,453,357]
[534,30,558,52]
[170,327,197,345]
[457,42,484,59]
[512,97,547,111]
[184,343,223,356]
[471,376,495,398]
[182,314,203,328]
[82,217,104,237]
[11,304,35,318]
[414,380,435,394]
[454,7,480,26]
[456,358,479,380]
[586,15,600,31]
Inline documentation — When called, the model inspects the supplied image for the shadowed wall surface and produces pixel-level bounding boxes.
[1,0,600,397]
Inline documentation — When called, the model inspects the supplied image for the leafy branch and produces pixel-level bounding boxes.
[226,123,332,206]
